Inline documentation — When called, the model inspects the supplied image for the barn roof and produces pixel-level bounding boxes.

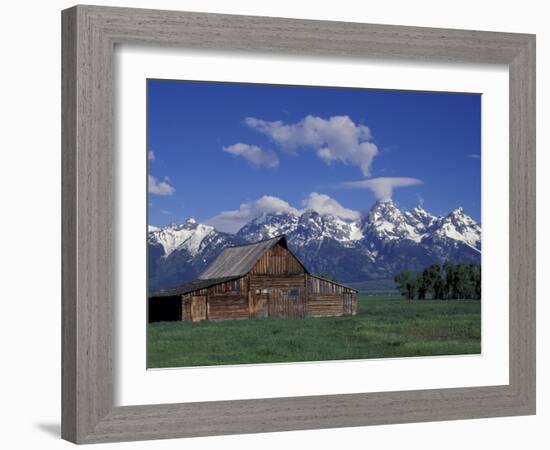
[149,235,358,298]
[149,276,240,298]
[308,274,358,292]
[198,235,298,280]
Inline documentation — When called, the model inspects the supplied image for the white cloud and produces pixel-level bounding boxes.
[148,150,156,161]
[207,195,299,233]
[208,192,362,232]
[302,192,360,220]
[342,177,422,201]
[244,115,378,176]
[223,143,279,168]
[148,175,175,196]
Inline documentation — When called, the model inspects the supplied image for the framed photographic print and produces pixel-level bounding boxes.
[62,5,536,444]
[146,80,483,369]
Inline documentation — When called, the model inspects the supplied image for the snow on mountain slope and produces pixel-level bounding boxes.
[148,218,216,257]
[427,207,481,250]
[292,209,363,247]
[361,200,423,243]
[237,209,363,247]
[237,212,299,242]
[148,202,481,290]
[403,206,438,233]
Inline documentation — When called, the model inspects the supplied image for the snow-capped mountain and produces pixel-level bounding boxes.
[148,218,216,257]
[237,209,363,249]
[403,206,438,233]
[148,218,245,291]
[148,202,481,292]
[428,207,481,250]
[361,200,423,243]
[237,212,299,243]
[421,207,481,261]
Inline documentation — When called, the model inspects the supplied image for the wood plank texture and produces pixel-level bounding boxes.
[62,4,536,444]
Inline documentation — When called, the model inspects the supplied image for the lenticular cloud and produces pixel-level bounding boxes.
[342,177,423,201]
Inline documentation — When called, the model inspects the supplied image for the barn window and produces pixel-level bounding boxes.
[282,289,299,297]
[225,280,240,292]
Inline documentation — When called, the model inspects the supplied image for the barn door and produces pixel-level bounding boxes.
[255,293,269,318]
[285,289,304,318]
[190,295,207,322]
[343,293,352,315]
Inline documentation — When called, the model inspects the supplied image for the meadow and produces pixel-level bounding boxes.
[147,294,481,368]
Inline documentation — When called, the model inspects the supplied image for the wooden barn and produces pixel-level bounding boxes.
[148,235,357,322]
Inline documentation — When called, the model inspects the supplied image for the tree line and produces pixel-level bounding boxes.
[394,262,481,300]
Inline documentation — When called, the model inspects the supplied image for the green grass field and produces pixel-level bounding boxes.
[147,294,481,368]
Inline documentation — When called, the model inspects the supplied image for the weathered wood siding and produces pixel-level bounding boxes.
[182,295,190,321]
[190,295,207,322]
[247,244,308,319]
[250,243,304,275]
[207,293,249,321]
[249,273,304,291]
[307,274,347,294]
[260,287,306,318]
[181,277,248,321]
[305,274,357,317]
[175,245,357,321]
[208,277,247,293]
[306,294,344,317]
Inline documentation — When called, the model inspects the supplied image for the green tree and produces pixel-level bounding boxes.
[394,270,418,300]
[443,261,457,299]
[424,264,445,299]
[395,263,480,301]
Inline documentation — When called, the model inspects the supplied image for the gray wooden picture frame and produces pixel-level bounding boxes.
[61,4,536,444]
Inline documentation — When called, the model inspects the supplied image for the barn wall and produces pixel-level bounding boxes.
[207,294,249,320]
[307,274,347,294]
[207,277,247,294]
[181,277,249,321]
[249,253,306,319]
[174,255,358,322]
[249,243,305,276]
[306,294,344,317]
[249,273,304,291]
[182,295,190,321]
[261,287,306,318]
[305,274,358,317]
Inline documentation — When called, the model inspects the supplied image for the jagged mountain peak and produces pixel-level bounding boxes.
[298,208,323,224]
[237,211,299,242]
[237,208,363,247]
[404,205,438,232]
[410,205,433,217]
[362,199,421,243]
[166,217,201,230]
[148,217,217,257]
[148,203,482,291]
[438,207,479,229]
[427,207,481,251]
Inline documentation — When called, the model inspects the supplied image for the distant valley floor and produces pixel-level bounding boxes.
[147,295,481,368]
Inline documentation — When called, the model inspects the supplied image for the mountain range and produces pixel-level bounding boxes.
[148,200,481,292]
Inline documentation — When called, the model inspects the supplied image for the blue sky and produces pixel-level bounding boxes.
[147,79,481,232]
